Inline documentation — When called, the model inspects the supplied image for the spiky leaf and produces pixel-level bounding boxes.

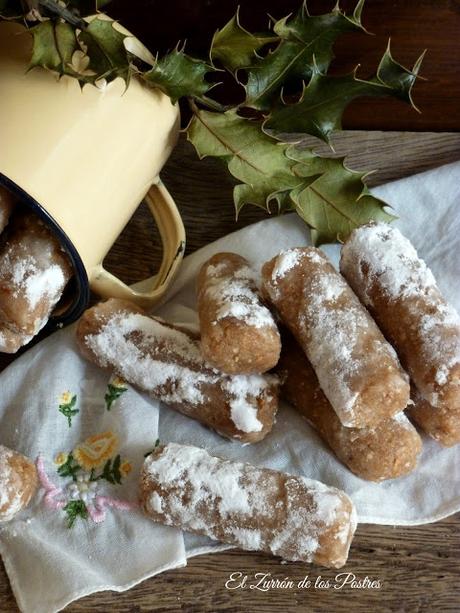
[264,45,424,143]
[144,49,214,103]
[288,147,395,244]
[78,17,132,84]
[29,21,79,77]
[243,0,366,111]
[211,8,278,73]
[187,107,392,244]
[187,107,305,213]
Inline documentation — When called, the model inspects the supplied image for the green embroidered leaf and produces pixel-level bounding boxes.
[143,48,215,104]
[100,458,114,483]
[287,147,395,244]
[97,454,123,484]
[29,21,79,77]
[105,382,127,411]
[64,499,88,528]
[78,17,132,84]
[144,438,160,458]
[58,394,79,428]
[187,107,304,214]
[243,0,366,111]
[113,454,122,483]
[264,44,424,143]
[211,8,278,73]
[57,453,81,481]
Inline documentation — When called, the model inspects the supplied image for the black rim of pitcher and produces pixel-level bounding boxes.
[0,173,90,327]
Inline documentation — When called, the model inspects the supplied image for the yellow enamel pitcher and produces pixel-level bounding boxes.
[0,21,185,324]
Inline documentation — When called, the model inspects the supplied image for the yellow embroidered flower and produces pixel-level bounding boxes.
[54,452,68,466]
[120,461,132,477]
[112,376,126,389]
[60,391,73,405]
[73,431,119,470]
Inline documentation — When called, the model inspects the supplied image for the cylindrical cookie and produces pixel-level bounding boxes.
[0,186,14,234]
[77,299,279,443]
[0,445,37,522]
[197,253,281,374]
[408,390,460,447]
[278,333,422,481]
[340,223,460,416]
[0,214,73,338]
[140,443,357,568]
[0,325,33,354]
[262,247,410,428]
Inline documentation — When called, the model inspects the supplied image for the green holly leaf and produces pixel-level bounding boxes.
[187,107,305,214]
[288,147,396,244]
[186,107,396,245]
[29,21,79,77]
[144,48,215,103]
[243,0,366,111]
[264,44,424,143]
[211,7,278,73]
[78,17,132,84]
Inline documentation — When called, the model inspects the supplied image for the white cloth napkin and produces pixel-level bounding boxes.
[0,161,459,613]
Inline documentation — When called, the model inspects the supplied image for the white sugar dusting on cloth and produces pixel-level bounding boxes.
[204,260,275,329]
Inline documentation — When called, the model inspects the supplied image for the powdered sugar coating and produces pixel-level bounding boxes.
[341,223,460,409]
[142,443,356,566]
[0,242,66,313]
[0,215,72,339]
[264,248,409,427]
[340,224,438,304]
[202,260,276,330]
[0,445,36,522]
[81,305,277,438]
[0,326,33,354]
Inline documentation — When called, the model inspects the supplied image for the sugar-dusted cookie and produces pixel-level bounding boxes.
[77,299,279,443]
[262,247,410,428]
[197,253,281,374]
[341,223,460,443]
[141,443,357,568]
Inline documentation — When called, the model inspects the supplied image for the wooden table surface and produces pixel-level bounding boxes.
[1,130,459,612]
[109,0,460,133]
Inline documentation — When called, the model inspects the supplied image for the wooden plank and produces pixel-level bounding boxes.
[106,130,460,276]
[108,0,460,132]
[0,130,459,611]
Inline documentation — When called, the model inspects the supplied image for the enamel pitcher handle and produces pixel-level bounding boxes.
[90,180,185,309]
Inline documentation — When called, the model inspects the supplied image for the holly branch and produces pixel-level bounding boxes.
[0,0,425,244]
